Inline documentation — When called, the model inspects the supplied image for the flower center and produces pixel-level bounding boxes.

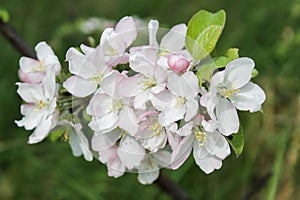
[148,122,162,137]
[219,88,240,99]
[90,70,104,84]
[32,60,47,72]
[195,130,207,146]
[37,100,49,110]
[141,76,157,90]
[111,99,124,112]
[176,96,186,107]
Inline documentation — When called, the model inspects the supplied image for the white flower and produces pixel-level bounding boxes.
[137,150,171,184]
[137,111,167,152]
[170,115,231,174]
[92,129,145,170]
[63,45,112,97]
[100,16,137,67]
[201,57,266,135]
[19,41,61,83]
[59,121,93,162]
[151,71,199,126]
[86,70,139,134]
[119,48,167,110]
[15,69,58,144]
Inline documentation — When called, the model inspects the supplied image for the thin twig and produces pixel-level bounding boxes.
[0,18,36,58]
[155,173,192,200]
[0,17,192,200]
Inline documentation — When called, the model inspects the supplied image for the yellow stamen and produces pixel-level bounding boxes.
[148,122,162,137]
[176,96,186,108]
[111,99,124,112]
[195,130,207,146]
[219,88,240,99]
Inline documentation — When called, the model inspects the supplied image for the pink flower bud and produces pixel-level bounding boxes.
[167,55,189,74]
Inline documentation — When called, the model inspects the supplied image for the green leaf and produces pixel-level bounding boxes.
[186,10,226,60]
[226,125,244,157]
[0,9,10,22]
[225,48,239,60]
[196,56,230,81]
[196,70,202,87]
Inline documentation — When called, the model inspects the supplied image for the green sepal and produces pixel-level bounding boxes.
[226,125,244,157]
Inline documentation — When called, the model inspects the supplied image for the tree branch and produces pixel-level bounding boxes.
[155,173,192,200]
[0,18,36,58]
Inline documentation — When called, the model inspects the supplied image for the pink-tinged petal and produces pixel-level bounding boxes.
[66,47,99,79]
[63,75,97,97]
[118,75,144,97]
[216,98,239,136]
[154,66,167,84]
[115,16,137,47]
[170,135,193,170]
[129,48,157,76]
[86,93,112,117]
[205,132,231,160]
[16,83,43,103]
[138,161,159,185]
[35,41,55,60]
[185,98,199,122]
[100,71,122,98]
[92,130,120,152]
[231,82,266,112]
[18,69,45,84]
[69,126,93,161]
[88,112,118,133]
[151,83,166,94]
[202,120,218,133]
[106,53,129,67]
[15,108,44,130]
[177,121,193,136]
[159,105,185,126]
[151,90,175,111]
[152,150,171,168]
[224,57,255,89]
[166,124,181,150]
[200,92,217,120]
[210,71,225,90]
[80,44,95,55]
[27,114,53,144]
[148,20,159,48]
[168,54,189,74]
[19,57,40,73]
[42,69,56,100]
[98,146,118,163]
[167,71,199,97]
[193,143,222,174]
[107,156,126,178]
[140,129,167,152]
[160,24,187,52]
[100,28,114,45]
[118,108,139,136]
[118,136,145,169]
[134,90,151,110]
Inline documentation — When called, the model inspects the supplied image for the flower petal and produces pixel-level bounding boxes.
[88,112,118,133]
[28,114,53,144]
[224,57,254,89]
[118,136,145,169]
[16,83,43,103]
[92,130,120,152]
[118,108,139,136]
[216,98,239,136]
[138,160,160,185]
[115,16,137,47]
[193,143,222,174]
[63,75,97,97]
[231,82,266,112]
[170,135,193,169]
[185,98,199,122]
[148,20,159,48]
[160,24,187,52]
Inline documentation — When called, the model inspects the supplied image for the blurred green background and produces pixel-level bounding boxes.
[0,0,299,199]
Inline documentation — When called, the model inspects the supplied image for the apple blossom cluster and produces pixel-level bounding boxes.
[15,12,266,184]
